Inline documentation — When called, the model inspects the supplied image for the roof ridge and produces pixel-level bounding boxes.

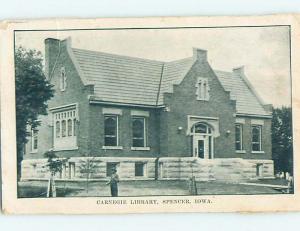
[72,47,165,64]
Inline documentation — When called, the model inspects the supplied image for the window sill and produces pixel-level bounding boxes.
[102,146,123,150]
[30,150,38,154]
[53,146,78,151]
[251,151,265,154]
[131,147,150,151]
[236,150,246,154]
[135,176,148,179]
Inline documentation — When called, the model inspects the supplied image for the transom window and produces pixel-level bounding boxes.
[195,77,210,101]
[104,115,118,146]
[132,117,146,147]
[191,123,212,134]
[252,125,262,151]
[60,67,67,91]
[235,124,243,151]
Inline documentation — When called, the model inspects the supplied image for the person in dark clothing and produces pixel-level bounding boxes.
[106,168,119,197]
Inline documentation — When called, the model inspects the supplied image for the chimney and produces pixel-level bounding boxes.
[232,66,245,76]
[193,48,207,62]
[45,38,61,79]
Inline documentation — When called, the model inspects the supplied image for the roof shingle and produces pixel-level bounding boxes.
[71,48,269,116]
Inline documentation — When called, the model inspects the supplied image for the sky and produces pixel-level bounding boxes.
[15,26,291,107]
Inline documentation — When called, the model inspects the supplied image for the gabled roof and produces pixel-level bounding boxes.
[69,45,270,116]
[214,70,270,116]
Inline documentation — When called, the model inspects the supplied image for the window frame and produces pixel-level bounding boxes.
[196,77,210,101]
[103,114,119,147]
[235,124,244,152]
[135,162,147,177]
[131,116,146,148]
[251,125,263,152]
[51,104,78,151]
[31,129,38,153]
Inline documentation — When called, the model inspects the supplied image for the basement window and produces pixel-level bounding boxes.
[135,162,146,177]
[106,162,119,177]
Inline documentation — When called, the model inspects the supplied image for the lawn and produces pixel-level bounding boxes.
[18,179,283,198]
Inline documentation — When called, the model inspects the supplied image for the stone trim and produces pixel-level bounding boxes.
[251,119,264,125]
[102,108,122,115]
[186,115,220,137]
[131,147,150,151]
[102,146,123,150]
[235,118,245,124]
[130,110,149,117]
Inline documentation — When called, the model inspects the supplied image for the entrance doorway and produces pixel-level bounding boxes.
[191,123,214,159]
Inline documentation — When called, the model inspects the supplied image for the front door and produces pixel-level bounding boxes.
[193,135,210,158]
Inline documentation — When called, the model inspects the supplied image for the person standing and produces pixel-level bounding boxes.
[106,168,119,197]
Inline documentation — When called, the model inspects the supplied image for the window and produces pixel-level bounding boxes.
[60,67,67,91]
[31,129,38,152]
[106,162,119,177]
[55,121,60,138]
[256,164,264,177]
[68,162,76,179]
[73,118,77,136]
[104,115,118,146]
[252,125,262,151]
[132,117,146,147]
[67,119,72,136]
[191,123,212,134]
[53,106,77,150]
[195,77,210,101]
[235,124,243,151]
[61,120,66,137]
[135,162,146,177]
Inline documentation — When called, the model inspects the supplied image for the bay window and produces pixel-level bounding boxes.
[52,104,78,150]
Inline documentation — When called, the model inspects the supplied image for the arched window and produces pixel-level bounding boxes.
[192,123,212,134]
[56,121,60,138]
[61,120,66,137]
[104,115,118,146]
[67,119,72,136]
[132,117,145,147]
[73,118,76,136]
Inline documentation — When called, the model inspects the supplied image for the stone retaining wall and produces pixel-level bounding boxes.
[21,157,274,182]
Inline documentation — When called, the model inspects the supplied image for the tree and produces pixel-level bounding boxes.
[79,158,99,194]
[15,47,54,180]
[44,150,69,197]
[272,106,293,174]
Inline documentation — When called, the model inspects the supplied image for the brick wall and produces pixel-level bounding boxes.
[160,59,237,158]
[25,38,92,159]
[88,105,162,157]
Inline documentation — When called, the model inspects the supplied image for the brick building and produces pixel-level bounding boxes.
[22,37,274,182]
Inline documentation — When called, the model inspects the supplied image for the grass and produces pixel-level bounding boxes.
[18,179,283,198]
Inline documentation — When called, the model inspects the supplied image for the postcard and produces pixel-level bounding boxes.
[1,14,299,214]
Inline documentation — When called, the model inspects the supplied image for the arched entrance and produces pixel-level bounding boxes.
[191,123,214,159]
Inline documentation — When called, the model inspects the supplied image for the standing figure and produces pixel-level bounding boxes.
[106,168,119,197]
